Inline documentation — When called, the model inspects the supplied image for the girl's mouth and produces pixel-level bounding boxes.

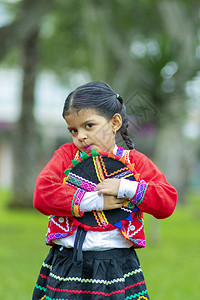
[83,144,93,151]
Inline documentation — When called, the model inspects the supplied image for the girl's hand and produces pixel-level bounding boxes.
[94,179,120,196]
[103,195,125,210]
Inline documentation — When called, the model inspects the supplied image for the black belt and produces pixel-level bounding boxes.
[72,226,87,263]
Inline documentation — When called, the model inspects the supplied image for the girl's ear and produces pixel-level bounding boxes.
[111,113,122,131]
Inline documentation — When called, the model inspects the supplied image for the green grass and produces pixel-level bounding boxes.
[138,191,200,299]
[0,190,48,300]
[0,189,200,299]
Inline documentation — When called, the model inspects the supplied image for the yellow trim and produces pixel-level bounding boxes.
[93,157,104,182]
[101,211,109,225]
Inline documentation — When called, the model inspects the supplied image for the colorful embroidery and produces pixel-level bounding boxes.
[71,188,85,217]
[65,217,69,231]
[121,207,133,213]
[125,150,131,165]
[131,180,147,205]
[134,174,140,181]
[46,233,69,244]
[115,145,127,157]
[93,211,103,227]
[93,156,105,182]
[47,145,147,248]
[35,284,46,292]
[67,173,96,191]
[125,291,148,300]
[137,183,148,206]
[127,211,144,238]
[42,262,52,270]
[51,217,69,232]
[114,170,133,179]
[39,273,49,280]
[46,281,146,295]
[67,174,82,186]
[101,211,109,226]
[130,239,146,247]
[62,176,68,184]
[46,216,76,245]
[100,156,128,177]
[128,223,144,238]
[49,266,142,284]
[42,292,149,300]
[92,210,109,227]
[74,150,80,160]
[124,201,136,210]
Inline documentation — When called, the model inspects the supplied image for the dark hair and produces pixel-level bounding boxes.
[62,81,134,149]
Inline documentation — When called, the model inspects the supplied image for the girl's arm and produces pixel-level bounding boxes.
[80,192,125,211]
[34,143,128,216]
[129,150,177,219]
[33,144,84,217]
[95,150,177,219]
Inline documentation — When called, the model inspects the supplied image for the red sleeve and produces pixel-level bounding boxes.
[130,150,177,219]
[33,143,85,217]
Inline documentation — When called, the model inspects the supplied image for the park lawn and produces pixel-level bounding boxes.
[0,191,48,300]
[0,190,199,299]
[139,191,200,299]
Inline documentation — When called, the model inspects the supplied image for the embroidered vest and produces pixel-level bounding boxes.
[46,146,146,248]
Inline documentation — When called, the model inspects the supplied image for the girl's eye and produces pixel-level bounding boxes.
[69,129,77,135]
[85,123,94,129]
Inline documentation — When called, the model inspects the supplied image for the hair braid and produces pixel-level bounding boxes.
[119,126,135,149]
[117,97,135,149]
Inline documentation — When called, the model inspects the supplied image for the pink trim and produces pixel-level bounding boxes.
[46,280,145,296]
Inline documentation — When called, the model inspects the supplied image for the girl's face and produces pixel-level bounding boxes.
[65,109,122,153]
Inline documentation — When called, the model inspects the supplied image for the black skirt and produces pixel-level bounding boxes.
[32,228,150,300]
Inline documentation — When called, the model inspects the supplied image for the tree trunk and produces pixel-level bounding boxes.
[10,30,40,208]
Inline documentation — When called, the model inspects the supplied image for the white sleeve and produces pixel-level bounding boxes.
[80,191,104,212]
[117,178,139,199]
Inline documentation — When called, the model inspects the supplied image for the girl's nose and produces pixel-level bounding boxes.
[77,130,87,142]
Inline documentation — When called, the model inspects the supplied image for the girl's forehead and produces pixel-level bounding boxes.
[65,108,107,124]
[66,108,98,118]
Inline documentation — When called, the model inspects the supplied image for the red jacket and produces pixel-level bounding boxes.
[33,143,177,248]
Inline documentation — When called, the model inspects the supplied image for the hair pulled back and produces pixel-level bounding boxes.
[62,81,134,149]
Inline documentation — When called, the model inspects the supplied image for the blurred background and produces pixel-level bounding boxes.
[0,0,200,299]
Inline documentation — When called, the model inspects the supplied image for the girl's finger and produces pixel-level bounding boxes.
[95,183,109,190]
[117,198,127,203]
[97,189,113,195]
[94,184,102,191]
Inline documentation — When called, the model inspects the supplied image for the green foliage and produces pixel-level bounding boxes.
[0,189,199,299]
[1,0,199,117]
[39,0,90,78]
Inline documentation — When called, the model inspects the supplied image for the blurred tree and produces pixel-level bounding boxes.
[0,0,54,207]
[0,0,199,207]
[12,29,40,208]
[40,0,199,202]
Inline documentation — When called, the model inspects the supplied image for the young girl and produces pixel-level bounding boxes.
[32,81,177,300]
